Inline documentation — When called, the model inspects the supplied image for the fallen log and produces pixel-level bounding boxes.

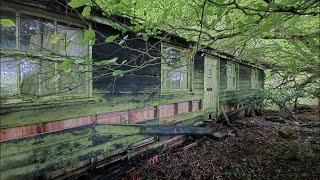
[265,116,285,123]
[300,122,320,128]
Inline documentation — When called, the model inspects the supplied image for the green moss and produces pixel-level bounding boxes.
[95,125,141,135]
[160,111,203,125]
[1,127,93,157]
[1,93,203,129]
[0,112,203,179]
[0,134,148,180]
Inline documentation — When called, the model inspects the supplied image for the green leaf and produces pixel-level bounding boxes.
[112,70,124,77]
[51,74,60,83]
[105,35,119,43]
[59,42,70,51]
[82,6,91,17]
[68,0,89,8]
[123,35,129,40]
[260,14,282,32]
[51,33,63,44]
[0,19,15,27]
[74,58,85,64]
[142,34,149,41]
[84,57,93,65]
[80,28,95,45]
[119,39,125,45]
[98,57,118,65]
[71,71,78,81]
[58,58,73,72]
[79,65,86,71]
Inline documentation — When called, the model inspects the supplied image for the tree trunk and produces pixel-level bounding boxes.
[294,97,298,111]
[318,96,320,113]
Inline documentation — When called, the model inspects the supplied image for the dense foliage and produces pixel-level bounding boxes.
[70,0,320,108]
[1,0,318,108]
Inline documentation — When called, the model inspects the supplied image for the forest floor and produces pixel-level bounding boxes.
[139,107,320,180]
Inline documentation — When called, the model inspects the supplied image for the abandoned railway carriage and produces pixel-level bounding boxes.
[0,1,264,179]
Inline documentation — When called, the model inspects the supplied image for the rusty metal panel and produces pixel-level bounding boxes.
[96,111,129,124]
[43,116,92,132]
[130,107,156,124]
[158,104,175,118]
[0,124,38,141]
[178,102,189,114]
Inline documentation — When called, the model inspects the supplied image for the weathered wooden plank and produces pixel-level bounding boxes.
[1,94,203,129]
[158,104,175,118]
[178,102,189,114]
[95,123,213,136]
[129,107,156,124]
[0,134,148,180]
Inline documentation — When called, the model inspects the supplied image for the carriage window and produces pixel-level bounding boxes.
[227,63,238,90]
[56,23,88,57]
[161,45,189,92]
[251,69,259,89]
[0,10,90,103]
[1,13,88,57]
[0,57,18,97]
[58,66,87,94]
[20,14,56,52]
[42,60,56,94]
[20,58,41,96]
[0,10,16,49]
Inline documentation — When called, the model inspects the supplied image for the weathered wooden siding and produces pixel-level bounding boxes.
[92,23,161,94]
[0,3,265,179]
[0,101,203,179]
[219,58,262,105]
[0,125,149,179]
[193,53,204,94]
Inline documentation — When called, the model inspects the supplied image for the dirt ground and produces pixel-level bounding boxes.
[139,108,320,180]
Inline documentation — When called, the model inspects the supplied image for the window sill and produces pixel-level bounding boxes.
[160,89,192,95]
[1,95,99,113]
[0,49,86,60]
[226,88,239,92]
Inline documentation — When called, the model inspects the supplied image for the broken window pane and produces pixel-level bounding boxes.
[227,63,237,90]
[56,23,88,57]
[165,48,180,59]
[58,66,86,94]
[20,14,55,52]
[0,10,16,49]
[169,71,181,89]
[0,57,18,97]
[20,15,41,51]
[40,20,56,53]
[42,60,56,95]
[20,58,40,96]
[162,45,189,91]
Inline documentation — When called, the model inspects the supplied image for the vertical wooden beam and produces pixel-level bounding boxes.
[174,103,178,116]
[188,101,193,112]
[87,26,93,98]
[189,56,194,92]
[154,106,158,119]
[16,11,21,96]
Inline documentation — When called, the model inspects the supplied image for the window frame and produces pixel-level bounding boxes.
[251,68,259,89]
[0,5,92,105]
[160,43,192,94]
[226,62,238,91]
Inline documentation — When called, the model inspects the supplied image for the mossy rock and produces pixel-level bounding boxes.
[278,127,295,138]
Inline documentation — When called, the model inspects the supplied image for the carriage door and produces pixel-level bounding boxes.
[203,55,219,120]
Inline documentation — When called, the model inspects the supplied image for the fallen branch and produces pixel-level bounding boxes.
[300,122,320,128]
